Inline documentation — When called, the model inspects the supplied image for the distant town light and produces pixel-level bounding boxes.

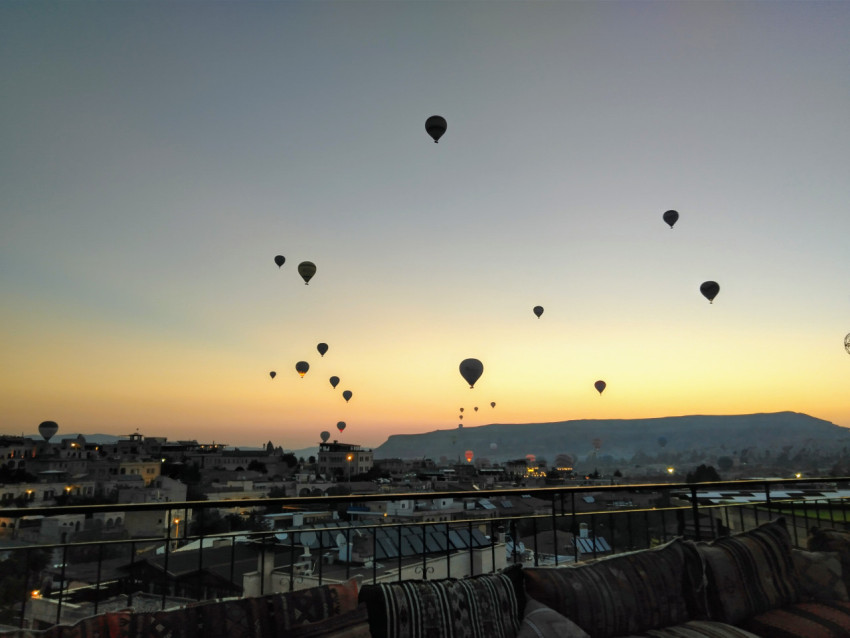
[667,467,675,475]
[795,472,802,479]
[31,590,41,599]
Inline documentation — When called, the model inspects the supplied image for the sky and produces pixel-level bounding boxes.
[2,1,849,451]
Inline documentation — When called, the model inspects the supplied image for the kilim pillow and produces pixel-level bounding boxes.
[523,538,692,638]
[792,549,849,603]
[693,517,800,625]
[359,566,523,638]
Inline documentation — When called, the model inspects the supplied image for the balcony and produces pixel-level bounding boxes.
[1,477,849,631]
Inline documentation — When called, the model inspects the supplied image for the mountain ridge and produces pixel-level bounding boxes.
[373,412,850,463]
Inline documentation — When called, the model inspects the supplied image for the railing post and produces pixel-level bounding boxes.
[421,525,428,580]
[289,531,296,592]
[18,548,31,629]
[551,495,558,566]
[56,543,68,625]
[397,525,402,582]
[468,521,475,575]
[444,524,451,578]
[690,486,701,541]
[94,542,103,615]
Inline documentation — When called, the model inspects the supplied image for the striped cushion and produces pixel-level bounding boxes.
[630,620,762,637]
[359,567,523,638]
[693,518,800,625]
[523,538,692,638]
[741,600,850,638]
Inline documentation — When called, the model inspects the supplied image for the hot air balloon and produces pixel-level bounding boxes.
[464,450,474,463]
[298,261,316,285]
[337,421,346,433]
[533,305,544,318]
[425,115,447,143]
[317,343,328,357]
[844,333,849,354]
[274,255,285,268]
[700,281,720,304]
[295,361,309,377]
[474,406,478,412]
[38,421,59,442]
[490,402,496,408]
[459,358,483,388]
[658,436,668,448]
[594,380,606,394]
[269,371,276,379]
[329,376,340,389]
[662,210,679,229]
[342,390,352,402]
[320,431,330,443]
[459,415,463,420]
[459,407,464,413]
[525,453,536,465]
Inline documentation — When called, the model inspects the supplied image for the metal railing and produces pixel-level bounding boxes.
[2,477,849,629]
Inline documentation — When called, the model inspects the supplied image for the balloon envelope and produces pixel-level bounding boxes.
[474,406,478,411]
[490,401,496,408]
[295,361,309,377]
[594,380,606,394]
[320,431,330,443]
[317,343,328,357]
[274,255,285,267]
[662,210,679,228]
[459,358,484,388]
[845,333,850,354]
[329,376,340,388]
[425,115,447,143]
[342,390,352,402]
[337,421,346,433]
[38,420,59,442]
[700,281,720,303]
[533,305,544,318]
[464,450,474,463]
[298,261,317,284]
[269,371,276,379]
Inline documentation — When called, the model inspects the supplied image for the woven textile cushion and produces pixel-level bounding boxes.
[693,517,800,625]
[808,527,850,594]
[0,611,131,638]
[516,598,590,638]
[792,549,849,603]
[130,579,360,638]
[359,567,523,638]
[523,538,693,638]
[741,600,850,638]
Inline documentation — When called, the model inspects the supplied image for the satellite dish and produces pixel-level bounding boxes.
[300,531,317,547]
[335,533,347,548]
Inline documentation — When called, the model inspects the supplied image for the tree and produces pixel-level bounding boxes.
[247,460,268,474]
[686,464,721,483]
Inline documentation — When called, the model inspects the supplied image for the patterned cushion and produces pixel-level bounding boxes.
[808,527,850,594]
[286,603,372,638]
[0,611,132,638]
[631,620,762,637]
[741,600,850,638]
[516,598,589,638]
[523,538,693,638]
[359,567,523,638]
[792,549,849,602]
[130,579,360,638]
[693,518,800,625]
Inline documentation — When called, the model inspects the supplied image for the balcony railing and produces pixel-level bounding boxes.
[2,477,849,630]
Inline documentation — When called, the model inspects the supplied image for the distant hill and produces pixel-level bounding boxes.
[373,412,850,463]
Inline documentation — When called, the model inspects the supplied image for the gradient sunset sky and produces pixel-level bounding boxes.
[2,1,849,450]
